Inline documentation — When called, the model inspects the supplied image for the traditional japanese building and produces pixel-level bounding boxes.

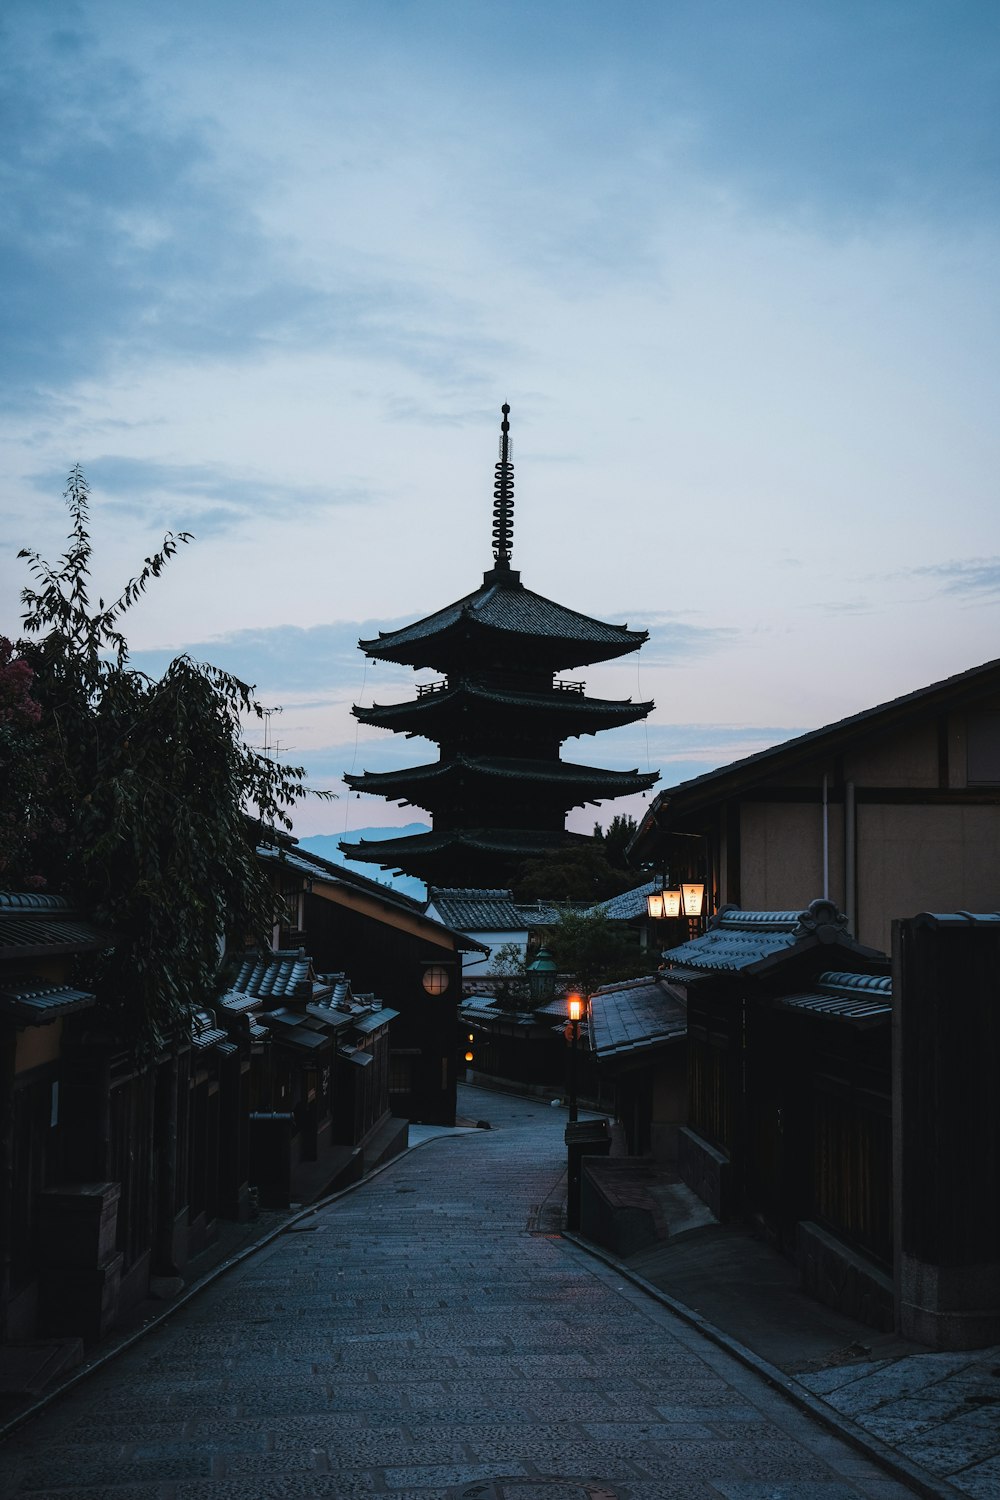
[341,405,657,887]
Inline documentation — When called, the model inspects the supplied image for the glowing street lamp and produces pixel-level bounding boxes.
[567,993,583,1122]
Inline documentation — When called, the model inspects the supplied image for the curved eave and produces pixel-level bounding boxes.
[359,584,648,671]
[344,757,659,799]
[353,688,655,734]
[340,827,591,872]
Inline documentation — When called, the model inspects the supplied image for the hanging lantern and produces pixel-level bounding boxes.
[681,882,705,917]
[647,888,682,919]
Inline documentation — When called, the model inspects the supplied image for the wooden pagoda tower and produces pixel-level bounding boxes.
[340,404,657,886]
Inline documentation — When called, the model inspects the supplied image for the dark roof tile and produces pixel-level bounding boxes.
[589,979,687,1060]
[0,982,96,1024]
[360,580,648,665]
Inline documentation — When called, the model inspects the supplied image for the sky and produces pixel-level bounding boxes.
[2,0,998,849]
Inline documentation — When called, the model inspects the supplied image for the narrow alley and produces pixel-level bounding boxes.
[1,1091,917,1500]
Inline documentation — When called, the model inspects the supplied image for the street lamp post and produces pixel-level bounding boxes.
[527,946,558,1007]
[567,994,582,1122]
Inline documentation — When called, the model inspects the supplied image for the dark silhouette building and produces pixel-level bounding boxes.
[341,405,657,886]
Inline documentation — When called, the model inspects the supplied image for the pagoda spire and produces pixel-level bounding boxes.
[491,402,514,571]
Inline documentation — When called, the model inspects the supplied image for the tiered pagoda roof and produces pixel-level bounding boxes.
[341,404,657,886]
[355,678,652,739]
[343,754,650,813]
[358,577,650,672]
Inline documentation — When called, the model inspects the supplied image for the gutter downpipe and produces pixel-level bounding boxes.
[822,772,829,902]
[845,780,856,935]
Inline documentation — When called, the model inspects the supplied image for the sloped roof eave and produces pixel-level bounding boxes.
[629,654,1000,858]
[359,582,648,666]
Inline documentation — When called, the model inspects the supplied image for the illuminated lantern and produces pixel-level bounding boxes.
[681,882,705,917]
[422,965,450,995]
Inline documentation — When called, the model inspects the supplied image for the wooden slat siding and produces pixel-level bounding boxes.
[726,800,741,908]
[812,1077,892,1267]
[108,1070,156,1271]
[688,1034,734,1152]
[937,714,950,788]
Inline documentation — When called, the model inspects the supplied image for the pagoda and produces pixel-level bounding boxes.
[340,404,658,886]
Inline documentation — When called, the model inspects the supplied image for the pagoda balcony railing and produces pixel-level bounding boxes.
[553,678,586,694]
[416,680,447,697]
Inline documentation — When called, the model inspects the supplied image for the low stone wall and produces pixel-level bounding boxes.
[580,1158,673,1259]
[677,1126,731,1221]
[797,1219,894,1332]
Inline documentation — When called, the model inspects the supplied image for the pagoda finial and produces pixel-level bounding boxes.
[491,402,514,569]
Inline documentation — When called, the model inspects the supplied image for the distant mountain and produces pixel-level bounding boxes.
[297,825,429,904]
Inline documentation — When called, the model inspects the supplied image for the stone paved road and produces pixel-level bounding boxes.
[0,1091,919,1500]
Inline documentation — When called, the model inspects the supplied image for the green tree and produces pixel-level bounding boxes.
[546,906,649,998]
[512,841,635,903]
[0,636,48,885]
[593,813,640,870]
[11,467,329,1049]
[489,941,532,1011]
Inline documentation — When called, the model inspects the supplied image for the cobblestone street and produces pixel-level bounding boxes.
[1,1091,919,1500]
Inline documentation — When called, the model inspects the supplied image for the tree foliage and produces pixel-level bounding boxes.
[512,840,637,903]
[545,907,649,998]
[0,635,47,884]
[9,468,329,1050]
[592,813,640,870]
[488,941,532,1011]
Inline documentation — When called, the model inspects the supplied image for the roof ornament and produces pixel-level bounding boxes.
[491,402,514,569]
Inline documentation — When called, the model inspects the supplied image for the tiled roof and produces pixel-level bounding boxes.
[776,970,892,1024]
[588,977,687,1061]
[593,880,659,922]
[911,910,1000,927]
[259,1011,332,1053]
[342,827,589,869]
[228,949,315,1000]
[350,1006,399,1034]
[356,680,653,729]
[514,902,570,926]
[191,1008,229,1049]
[661,900,881,976]
[0,906,111,959]
[462,994,561,1028]
[0,893,70,911]
[345,755,657,797]
[0,982,96,1024]
[258,842,422,912]
[359,579,648,669]
[661,922,800,974]
[427,888,525,930]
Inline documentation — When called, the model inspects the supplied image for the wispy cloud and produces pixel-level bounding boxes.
[27,457,371,534]
[640,620,738,665]
[129,618,426,696]
[914,558,1000,599]
[0,13,514,416]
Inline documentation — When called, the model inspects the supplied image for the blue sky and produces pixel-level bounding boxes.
[2,0,998,839]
